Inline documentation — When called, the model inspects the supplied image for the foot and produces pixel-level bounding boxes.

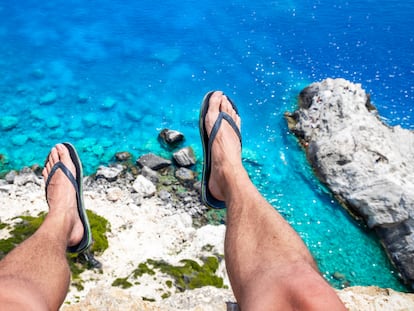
[204,91,242,201]
[42,144,84,248]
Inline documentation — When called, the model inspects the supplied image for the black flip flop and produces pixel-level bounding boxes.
[199,91,242,209]
[45,142,92,253]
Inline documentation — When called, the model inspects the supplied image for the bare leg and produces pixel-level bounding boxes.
[0,144,84,311]
[205,92,346,310]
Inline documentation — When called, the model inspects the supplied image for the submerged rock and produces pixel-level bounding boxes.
[0,116,19,131]
[159,129,184,149]
[39,91,57,105]
[115,151,132,162]
[286,78,414,289]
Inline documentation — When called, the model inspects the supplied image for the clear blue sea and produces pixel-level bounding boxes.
[0,0,413,291]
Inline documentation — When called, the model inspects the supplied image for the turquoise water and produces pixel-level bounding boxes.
[1,0,413,291]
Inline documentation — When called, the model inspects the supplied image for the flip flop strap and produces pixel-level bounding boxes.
[45,162,79,198]
[208,111,242,153]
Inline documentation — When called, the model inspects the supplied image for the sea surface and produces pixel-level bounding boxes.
[0,0,413,291]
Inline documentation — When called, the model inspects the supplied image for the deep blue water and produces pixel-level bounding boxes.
[1,0,413,291]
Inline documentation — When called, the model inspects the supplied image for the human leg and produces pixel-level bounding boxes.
[0,144,86,310]
[201,91,346,310]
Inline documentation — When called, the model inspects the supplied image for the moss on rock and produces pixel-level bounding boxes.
[112,255,224,293]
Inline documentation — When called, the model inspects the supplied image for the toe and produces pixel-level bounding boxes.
[50,146,60,163]
[221,95,241,129]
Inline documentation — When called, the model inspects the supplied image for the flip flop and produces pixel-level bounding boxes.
[45,143,92,253]
[199,91,242,209]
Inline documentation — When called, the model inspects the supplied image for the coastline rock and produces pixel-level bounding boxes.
[159,129,184,149]
[115,151,132,161]
[286,78,414,289]
[175,167,196,186]
[132,175,156,198]
[96,165,124,182]
[4,171,16,184]
[13,168,42,186]
[337,286,414,310]
[137,153,172,170]
[173,147,196,167]
[141,166,159,184]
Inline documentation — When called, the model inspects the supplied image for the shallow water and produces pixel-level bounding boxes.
[0,0,413,291]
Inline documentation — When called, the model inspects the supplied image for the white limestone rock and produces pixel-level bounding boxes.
[287,78,414,289]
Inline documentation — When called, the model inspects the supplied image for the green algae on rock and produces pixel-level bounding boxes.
[112,255,225,296]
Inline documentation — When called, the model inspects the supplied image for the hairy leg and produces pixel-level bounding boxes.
[204,92,346,310]
[0,144,84,310]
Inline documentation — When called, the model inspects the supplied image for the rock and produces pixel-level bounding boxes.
[0,116,19,131]
[132,175,156,198]
[158,189,172,202]
[61,287,162,311]
[31,69,45,79]
[287,78,414,288]
[5,170,17,184]
[96,165,123,182]
[106,187,124,202]
[115,151,132,161]
[333,271,346,281]
[175,167,196,185]
[101,97,116,110]
[77,93,89,103]
[173,147,196,167]
[82,114,98,127]
[141,166,159,183]
[61,286,235,311]
[13,168,42,186]
[159,129,184,149]
[39,91,57,105]
[137,153,172,170]
[125,110,143,122]
[193,181,202,194]
[337,286,414,311]
[46,116,60,129]
[68,130,85,139]
[11,134,28,146]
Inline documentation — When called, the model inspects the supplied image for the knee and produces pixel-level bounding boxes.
[240,264,346,311]
[281,264,346,310]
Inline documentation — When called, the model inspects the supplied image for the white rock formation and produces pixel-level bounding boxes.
[286,78,414,289]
